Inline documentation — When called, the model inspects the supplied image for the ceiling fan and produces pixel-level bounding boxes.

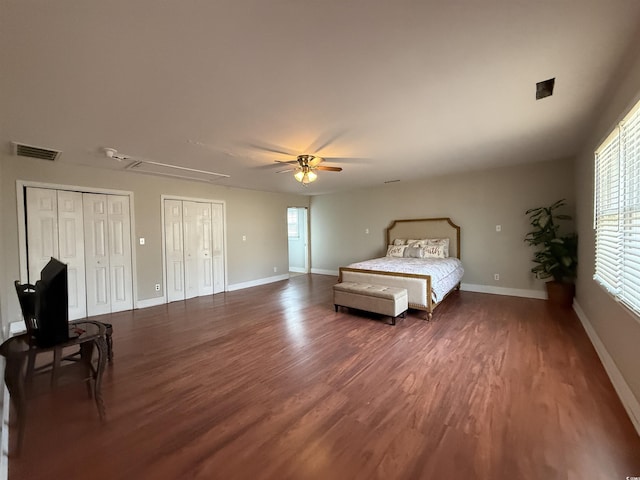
[275,154,342,185]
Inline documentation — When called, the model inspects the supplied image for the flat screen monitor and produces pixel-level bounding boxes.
[35,257,69,347]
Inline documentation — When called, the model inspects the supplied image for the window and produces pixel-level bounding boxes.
[287,208,299,238]
[594,99,640,316]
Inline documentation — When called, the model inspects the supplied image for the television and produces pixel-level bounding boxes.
[34,257,69,347]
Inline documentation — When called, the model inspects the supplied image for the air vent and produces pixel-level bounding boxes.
[536,78,555,100]
[11,142,61,161]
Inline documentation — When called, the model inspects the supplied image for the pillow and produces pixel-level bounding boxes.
[386,245,407,257]
[426,238,450,257]
[393,238,406,246]
[407,239,428,247]
[403,245,425,258]
[422,245,446,258]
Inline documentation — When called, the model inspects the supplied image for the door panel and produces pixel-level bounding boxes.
[57,190,86,319]
[182,201,199,299]
[211,202,225,294]
[26,187,59,284]
[108,195,133,312]
[84,194,111,316]
[165,200,185,302]
[195,202,214,296]
[164,199,224,301]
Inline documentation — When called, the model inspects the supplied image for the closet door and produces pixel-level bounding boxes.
[165,200,185,302]
[108,195,133,313]
[182,201,200,300]
[211,202,225,294]
[197,202,214,296]
[26,188,86,320]
[56,190,86,320]
[84,194,112,316]
[26,187,59,284]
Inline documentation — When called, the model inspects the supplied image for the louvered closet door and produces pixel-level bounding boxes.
[165,199,185,302]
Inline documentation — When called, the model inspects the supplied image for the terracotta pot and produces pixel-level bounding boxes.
[546,281,575,308]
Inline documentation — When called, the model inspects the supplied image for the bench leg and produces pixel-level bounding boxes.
[334,304,338,312]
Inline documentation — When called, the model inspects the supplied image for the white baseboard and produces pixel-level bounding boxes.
[573,301,640,436]
[310,268,339,276]
[226,274,289,292]
[460,283,546,299]
[289,267,307,274]
[136,297,166,309]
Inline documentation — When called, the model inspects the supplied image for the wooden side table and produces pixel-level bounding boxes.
[0,321,108,456]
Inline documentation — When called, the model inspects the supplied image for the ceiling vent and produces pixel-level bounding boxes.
[11,142,61,161]
[536,78,555,100]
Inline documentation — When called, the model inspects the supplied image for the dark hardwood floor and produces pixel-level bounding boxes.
[9,274,640,479]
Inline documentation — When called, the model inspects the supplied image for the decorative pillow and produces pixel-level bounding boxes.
[426,238,450,257]
[393,238,406,246]
[422,245,446,258]
[403,245,425,258]
[407,239,428,247]
[386,245,407,257]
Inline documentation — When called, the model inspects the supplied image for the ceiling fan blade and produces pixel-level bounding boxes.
[321,157,369,164]
[276,168,297,174]
[274,159,299,165]
[315,166,342,172]
[308,156,324,167]
[246,141,298,157]
[305,129,348,155]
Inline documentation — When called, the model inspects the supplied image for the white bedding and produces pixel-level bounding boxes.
[346,257,464,303]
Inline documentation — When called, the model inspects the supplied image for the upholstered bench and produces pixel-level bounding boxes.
[333,282,408,325]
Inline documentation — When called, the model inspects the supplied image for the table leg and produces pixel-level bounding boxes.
[93,336,107,422]
[4,355,27,456]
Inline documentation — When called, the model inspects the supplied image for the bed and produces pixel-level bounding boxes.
[338,217,463,319]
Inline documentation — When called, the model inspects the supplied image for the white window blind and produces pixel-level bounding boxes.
[594,99,640,317]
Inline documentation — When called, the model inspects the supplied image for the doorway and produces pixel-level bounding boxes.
[287,207,309,274]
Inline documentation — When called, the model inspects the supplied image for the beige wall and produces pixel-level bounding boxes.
[309,158,576,292]
[575,42,640,410]
[0,153,308,330]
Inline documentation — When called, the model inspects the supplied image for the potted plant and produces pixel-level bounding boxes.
[525,199,578,307]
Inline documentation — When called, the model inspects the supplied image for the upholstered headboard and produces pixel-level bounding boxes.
[386,217,461,259]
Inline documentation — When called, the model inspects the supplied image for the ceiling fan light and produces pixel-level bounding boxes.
[306,170,318,183]
[294,169,318,184]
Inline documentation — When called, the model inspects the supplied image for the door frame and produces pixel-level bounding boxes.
[287,206,310,274]
[16,180,138,309]
[160,194,228,302]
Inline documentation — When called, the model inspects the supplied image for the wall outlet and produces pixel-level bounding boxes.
[273,267,277,273]
[155,283,161,291]
[496,225,501,232]
[494,274,500,281]
[365,228,369,234]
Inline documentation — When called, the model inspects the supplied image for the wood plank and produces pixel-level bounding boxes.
[8,274,640,479]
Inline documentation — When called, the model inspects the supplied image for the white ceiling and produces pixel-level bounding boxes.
[2,0,640,195]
